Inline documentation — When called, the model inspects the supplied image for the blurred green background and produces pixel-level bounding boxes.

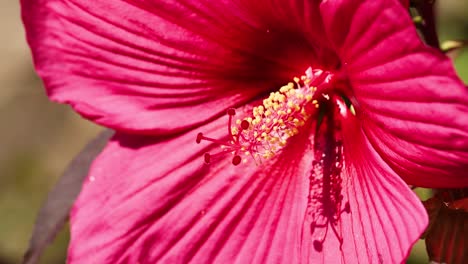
[0,1,466,263]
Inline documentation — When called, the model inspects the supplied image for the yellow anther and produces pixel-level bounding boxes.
[218,68,327,164]
[280,86,288,93]
[273,103,280,110]
[350,104,356,115]
[257,107,264,115]
[287,89,296,96]
[278,94,286,102]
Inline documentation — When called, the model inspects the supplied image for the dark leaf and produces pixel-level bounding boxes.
[23,129,114,264]
[424,189,468,264]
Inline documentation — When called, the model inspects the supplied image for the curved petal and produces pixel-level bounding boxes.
[69,108,426,263]
[21,0,333,134]
[330,102,428,263]
[68,115,312,263]
[320,0,468,187]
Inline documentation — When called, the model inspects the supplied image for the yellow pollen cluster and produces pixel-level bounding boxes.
[232,74,320,162]
[196,67,335,166]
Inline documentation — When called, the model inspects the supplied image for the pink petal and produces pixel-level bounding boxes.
[325,102,428,263]
[68,115,312,263]
[69,109,426,263]
[21,0,332,134]
[320,0,468,187]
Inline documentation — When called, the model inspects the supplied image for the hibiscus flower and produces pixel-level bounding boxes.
[22,0,468,263]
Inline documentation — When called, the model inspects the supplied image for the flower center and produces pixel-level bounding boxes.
[196,67,335,165]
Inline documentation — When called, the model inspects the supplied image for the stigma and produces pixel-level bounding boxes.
[196,67,334,165]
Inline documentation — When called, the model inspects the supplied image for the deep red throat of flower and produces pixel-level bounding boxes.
[22,0,468,263]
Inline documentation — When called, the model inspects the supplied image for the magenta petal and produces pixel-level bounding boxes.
[321,0,468,187]
[320,105,428,263]
[68,116,313,263]
[69,113,426,263]
[21,0,326,134]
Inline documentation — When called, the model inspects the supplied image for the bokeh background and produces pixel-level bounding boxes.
[0,1,467,263]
